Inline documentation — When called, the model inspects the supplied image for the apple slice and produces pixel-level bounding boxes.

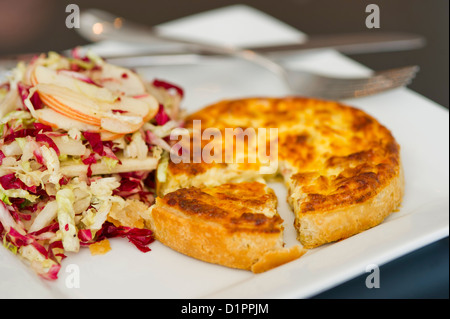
[100,113,145,135]
[86,62,147,96]
[32,65,119,103]
[100,95,153,119]
[36,84,148,134]
[36,108,124,141]
[32,64,160,135]
[36,84,102,125]
[33,64,154,115]
[100,131,124,141]
[35,107,101,132]
[132,94,159,122]
[36,83,153,124]
[39,94,100,126]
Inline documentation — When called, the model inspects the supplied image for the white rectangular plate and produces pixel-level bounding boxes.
[0,5,448,299]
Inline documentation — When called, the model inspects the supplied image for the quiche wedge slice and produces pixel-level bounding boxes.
[150,182,306,273]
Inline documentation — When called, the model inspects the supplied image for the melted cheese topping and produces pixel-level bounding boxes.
[160,97,401,218]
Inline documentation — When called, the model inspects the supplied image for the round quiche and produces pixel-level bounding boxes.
[152,97,404,270]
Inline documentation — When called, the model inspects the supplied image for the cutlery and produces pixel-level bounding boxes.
[0,9,421,100]
[79,9,426,57]
[77,9,420,100]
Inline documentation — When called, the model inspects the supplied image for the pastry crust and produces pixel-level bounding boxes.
[294,164,404,248]
[150,182,306,272]
[155,96,404,267]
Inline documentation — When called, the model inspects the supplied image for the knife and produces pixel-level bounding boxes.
[0,30,426,71]
[69,30,423,70]
[77,9,426,57]
[0,11,425,71]
[88,31,424,67]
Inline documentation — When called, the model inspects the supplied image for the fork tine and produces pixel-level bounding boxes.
[325,71,417,93]
[327,78,416,99]
[323,76,416,98]
[373,65,420,78]
[321,66,419,93]
[315,66,419,99]
[321,65,419,90]
[379,65,419,83]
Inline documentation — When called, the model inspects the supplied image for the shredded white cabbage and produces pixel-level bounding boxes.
[28,200,58,233]
[40,145,62,186]
[0,111,32,125]
[156,152,169,183]
[0,88,19,119]
[90,176,120,198]
[142,120,183,138]
[7,61,26,90]
[88,199,112,231]
[53,136,86,156]
[22,86,38,118]
[0,187,39,203]
[56,188,79,252]
[124,131,148,159]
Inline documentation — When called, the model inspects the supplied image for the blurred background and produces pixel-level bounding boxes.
[0,0,448,108]
[0,0,448,298]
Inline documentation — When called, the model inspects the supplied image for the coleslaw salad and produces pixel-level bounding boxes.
[0,49,183,280]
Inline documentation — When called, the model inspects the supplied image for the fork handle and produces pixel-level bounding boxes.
[79,9,289,80]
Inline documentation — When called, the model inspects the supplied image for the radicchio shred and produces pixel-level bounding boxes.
[82,131,104,155]
[0,173,37,193]
[155,104,170,126]
[152,79,184,97]
[17,82,44,110]
[94,222,154,253]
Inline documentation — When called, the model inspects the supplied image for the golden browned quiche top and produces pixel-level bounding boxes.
[160,182,282,234]
[158,97,404,248]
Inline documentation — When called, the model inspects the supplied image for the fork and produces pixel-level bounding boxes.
[282,65,419,100]
[78,9,419,100]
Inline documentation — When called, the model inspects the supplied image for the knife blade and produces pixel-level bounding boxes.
[0,32,425,71]
[88,31,425,68]
[247,32,426,55]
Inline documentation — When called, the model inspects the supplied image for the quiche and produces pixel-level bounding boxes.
[153,96,404,270]
[151,182,306,272]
